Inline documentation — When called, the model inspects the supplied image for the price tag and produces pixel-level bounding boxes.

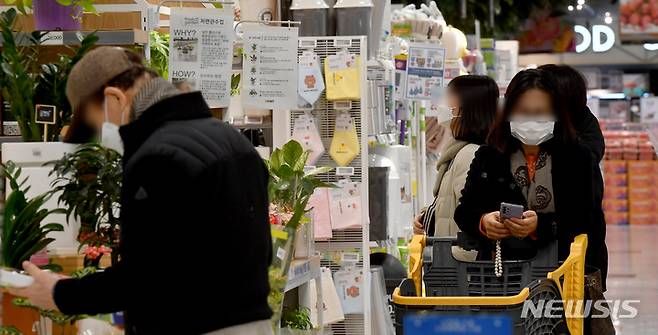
[276,247,287,261]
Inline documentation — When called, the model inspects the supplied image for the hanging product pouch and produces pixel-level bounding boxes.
[302,267,345,327]
[309,188,332,240]
[329,113,360,167]
[329,180,362,230]
[333,266,365,314]
[298,51,325,108]
[292,113,325,165]
[324,52,361,101]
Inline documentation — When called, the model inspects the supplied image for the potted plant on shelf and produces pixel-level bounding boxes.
[48,143,123,267]
[265,140,335,326]
[0,8,97,141]
[1,161,65,334]
[3,0,97,31]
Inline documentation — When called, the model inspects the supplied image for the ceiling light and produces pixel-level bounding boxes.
[577,4,583,10]
[605,16,613,24]
[577,0,585,5]
[568,5,574,11]
[605,11,611,16]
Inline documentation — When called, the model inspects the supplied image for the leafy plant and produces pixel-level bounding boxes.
[0,326,21,335]
[149,31,170,79]
[0,9,43,141]
[426,0,568,38]
[265,140,335,229]
[48,143,122,266]
[12,267,97,326]
[281,307,313,330]
[0,9,97,142]
[55,0,97,20]
[35,32,99,141]
[1,161,65,270]
[2,0,96,18]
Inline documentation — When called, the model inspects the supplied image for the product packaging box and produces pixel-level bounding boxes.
[604,186,628,200]
[628,174,658,188]
[628,161,658,175]
[628,187,658,201]
[605,211,629,225]
[603,160,627,174]
[629,200,658,213]
[605,174,628,187]
[603,199,629,213]
[629,213,658,225]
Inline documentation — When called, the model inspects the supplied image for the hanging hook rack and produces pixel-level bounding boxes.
[154,0,235,28]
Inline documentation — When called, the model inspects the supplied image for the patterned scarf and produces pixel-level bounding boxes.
[130,77,181,121]
[510,150,555,213]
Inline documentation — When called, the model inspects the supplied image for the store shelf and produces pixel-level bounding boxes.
[229,116,273,129]
[285,255,321,292]
[0,30,148,47]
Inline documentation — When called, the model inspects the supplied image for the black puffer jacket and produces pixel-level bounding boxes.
[574,106,608,289]
[54,92,273,334]
[454,142,608,290]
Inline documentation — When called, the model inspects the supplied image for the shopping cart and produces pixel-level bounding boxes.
[392,233,588,335]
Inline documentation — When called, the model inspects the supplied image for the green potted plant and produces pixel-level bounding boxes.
[3,0,97,30]
[0,8,97,141]
[48,143,123,267]
[281,307,313,334]
[1,161,65,334]
[149,31,170,79]
[265,140,334,326]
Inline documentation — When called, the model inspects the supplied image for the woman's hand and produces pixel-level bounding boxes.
[503,210,538,239]
[413,214,425,235]
[482,211,511,240]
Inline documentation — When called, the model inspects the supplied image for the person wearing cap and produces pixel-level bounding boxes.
[9,47,273,335]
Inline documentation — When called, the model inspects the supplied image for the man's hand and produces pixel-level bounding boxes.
[8,261,63,311]
[482,211,511,240]
[413,214,425,235]
[503,210,538,239]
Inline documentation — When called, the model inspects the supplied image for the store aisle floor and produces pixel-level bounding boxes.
[606,225,658,334]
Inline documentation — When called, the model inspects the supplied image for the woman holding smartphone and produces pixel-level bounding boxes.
[454,69,607,288]
[413,75,498,242]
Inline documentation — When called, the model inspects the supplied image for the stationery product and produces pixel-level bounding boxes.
[298,51,325,107]
[324,52,361,101]
[292,113,325,165]
[329,112,360,167]
[333,266,365,314]
[309,188,332,240]
[329,180,363,230]
[302,267,345,327]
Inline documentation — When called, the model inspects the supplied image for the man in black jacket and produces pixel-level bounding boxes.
[10,47,273,334]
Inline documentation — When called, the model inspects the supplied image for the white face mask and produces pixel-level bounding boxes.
[435,105,456,124]
[509,118,555,146]
[101,98,125,155]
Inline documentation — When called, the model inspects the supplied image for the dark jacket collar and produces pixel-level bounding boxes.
[119,92,211,160]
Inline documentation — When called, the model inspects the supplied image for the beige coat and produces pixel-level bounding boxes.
[432,141,479,236]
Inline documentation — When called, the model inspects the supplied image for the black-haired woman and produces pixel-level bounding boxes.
[413,75,498,248]
[539,64,608,291]
[454,69,607,289]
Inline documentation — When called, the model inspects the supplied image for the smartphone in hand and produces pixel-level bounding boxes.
[500,202,524,221]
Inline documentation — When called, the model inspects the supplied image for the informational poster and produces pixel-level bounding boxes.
[405,43,445,101]
[242,26,298,110]
[641,96,658,123]
[169,7,234,107]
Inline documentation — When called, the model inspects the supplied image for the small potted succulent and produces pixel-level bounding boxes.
[265,140,334,326]
[3,0,97,31]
